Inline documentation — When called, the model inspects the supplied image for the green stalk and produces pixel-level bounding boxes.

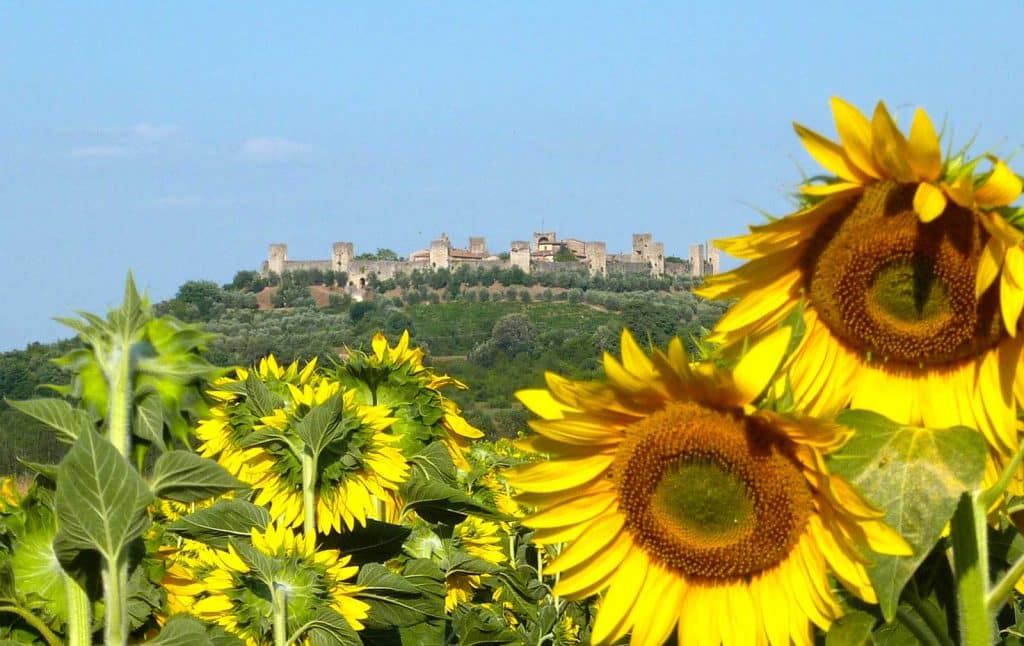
[106,343,134,459]
[101,557,129,646]
[0,603,63,646]
[950,492,994,646]
[272,584,288,646]
[301,448,317,538]
[63,573,91,646]
[988,550,1024,614]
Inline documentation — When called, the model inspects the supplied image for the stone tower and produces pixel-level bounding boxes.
[649,241,665,277]
[585,241,607,276]
[268,243,288,275]
[632,233,653,258]
[332,242,354,274]
[706,240,721,275]
[510,241,531,273]
[533,231,557,250]
[469,236,487,255]
[689,243,706,278]
[429,233,451,270]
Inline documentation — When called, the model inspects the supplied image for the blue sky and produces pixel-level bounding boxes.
[3,2,1024,350]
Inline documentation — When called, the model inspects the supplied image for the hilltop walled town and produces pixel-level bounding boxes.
[263,232,720,288]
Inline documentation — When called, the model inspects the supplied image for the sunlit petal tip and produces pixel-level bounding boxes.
[829,96,881,179]
[792,122,864,183]
[907,107,942,181]
[731,325,793,405]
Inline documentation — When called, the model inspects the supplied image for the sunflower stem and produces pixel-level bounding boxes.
[950,492,994,646]
[106,341,134,459]
[896,606,943,646]
[102,555,129,646]
[903,587,955,646]
[0,602,64,646]
[63,572,91,646]
[979,439,1024,509]
[272,584,288,646]
[301,448,317,538]
[987,549,1024,614]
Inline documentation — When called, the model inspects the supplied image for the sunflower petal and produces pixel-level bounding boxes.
[1000,245,1024,335]
[976,237,1005,298]
[976,158,1023,208]
[913,182,947,222]
[870,101,915,183]
[831,96,881,179]
[792,123,865,183]
[907,107,942,181]
[731,325,793,405]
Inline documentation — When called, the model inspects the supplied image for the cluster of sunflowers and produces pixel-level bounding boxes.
[508,97,1024,645]
[3,97,1024,646]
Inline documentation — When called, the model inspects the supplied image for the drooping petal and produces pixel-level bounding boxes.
[792,122,866,183]
[976,158,1023,208]
[913,182,947,222]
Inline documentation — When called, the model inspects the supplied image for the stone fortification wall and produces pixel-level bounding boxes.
[607,260,651,274]
[281,260,333,272]
[532,260,588,274]
[664,260,693,276]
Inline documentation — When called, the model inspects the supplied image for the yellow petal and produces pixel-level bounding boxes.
[907,107,942,181]
[870,101,915,183]
[618,328,657,379]
[543,511,624,571]
[976,157,1023,208]
[731,325,792,405]
[831,96,881,179]
[913,182,947,222]
[515,389,573,420]
[1000,245,1024,335]
[511,454,613,492]
[976,237,1005,299]
[589,549,649,645]
[792,123,866,183]
[943,175,975,208]
[799,181,864,196]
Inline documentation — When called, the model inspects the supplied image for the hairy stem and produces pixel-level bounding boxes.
[0,602,63,646]
[988,549,1024,614]
[301,448,317,538]
[106,343,133,459]
[950,492,994,646]
[273,584,288,646]
[102,556,129,646]
[63,572,91,646]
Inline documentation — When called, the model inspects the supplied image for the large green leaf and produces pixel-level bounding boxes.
[150,450,243,503]
[244,371,283,418]
[5,398,94,443]
[54,428,153,562]
[305,607,363,646]
[320,519,410,566]
[355,563,444,629]
[826,610,875,646]
[830,410,987,621]
[148,614,214,646]
[133,393,167,451]
[292,392,347,460]
[167,500,269,549]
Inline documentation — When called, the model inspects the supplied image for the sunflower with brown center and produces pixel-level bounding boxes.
[510,328,908,646]
[697,98,1024,483]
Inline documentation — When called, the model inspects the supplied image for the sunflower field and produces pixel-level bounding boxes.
[3,97,1024,645]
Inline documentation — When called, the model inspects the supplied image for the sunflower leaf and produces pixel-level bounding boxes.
[148,614,215,645]
[355,563,444,629]
[305,607,362,646]
[292,392,346,459]
[54,427,153,563]
[319,519,410,566]
[168,500,269,549]
[825,610,875,645]
[5,397,95,444]
[133,393,167,452]
[829,410,987,621]
[244,372,283,418]
[150,450,244,503]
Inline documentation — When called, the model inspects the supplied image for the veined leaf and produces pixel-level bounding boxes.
[305,607,363,646]
[356,562,444,629]
[292,392,347,460]
[244,372,283,417]
[829,410,986,621]
[320,520,410,566]
[55,428,153,562]
[825,610,875,646]
[168,500,269,549]
[133,393,167,451]
[150,450,243,503]
[6,398,94,443]
[148,614,214,645]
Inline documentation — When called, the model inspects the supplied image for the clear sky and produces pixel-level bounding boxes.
[3,2,1023,350]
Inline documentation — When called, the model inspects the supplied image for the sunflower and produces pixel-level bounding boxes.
[510,328,908,646]
[697,98,1024,479]
[338,331,484,469]
[444,516,508,612]
[162,523,368,645]
[197,355,409,533]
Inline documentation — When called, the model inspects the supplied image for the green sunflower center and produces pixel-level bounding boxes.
[613,402,812,580]
[807,180,1003,366]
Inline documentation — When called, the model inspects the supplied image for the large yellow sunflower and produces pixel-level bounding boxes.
[697,98,1024,479]
[510,329,908,646]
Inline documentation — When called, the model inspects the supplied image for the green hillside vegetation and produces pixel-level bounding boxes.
[0,267,726,473]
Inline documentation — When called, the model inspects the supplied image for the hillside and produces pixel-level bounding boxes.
[0,269,727,473]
